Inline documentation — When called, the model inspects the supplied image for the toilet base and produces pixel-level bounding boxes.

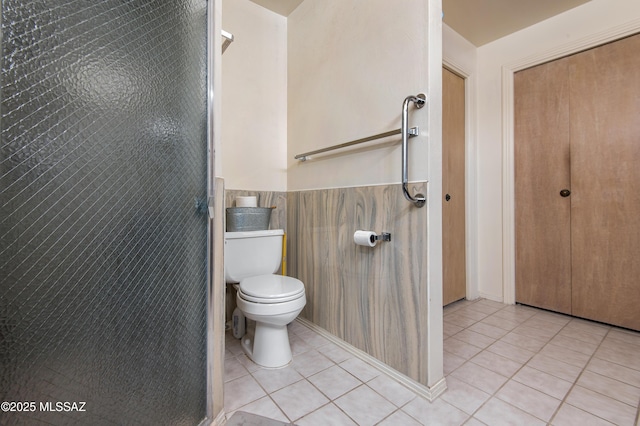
[241,321,293,369]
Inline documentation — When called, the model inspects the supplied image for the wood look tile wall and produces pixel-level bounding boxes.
[224,184,430,385]
[287,183,429,384]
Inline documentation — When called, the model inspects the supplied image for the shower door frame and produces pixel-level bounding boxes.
[206,0,226,423]
[1,0,219,422]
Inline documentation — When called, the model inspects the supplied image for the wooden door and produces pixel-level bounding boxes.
[514,59,572,314]
[569,34,640,330]
[515,34,640,331]
[442,67,466,306]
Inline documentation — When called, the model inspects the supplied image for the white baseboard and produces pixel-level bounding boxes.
[207,409,226,426]
[296,317,447,402]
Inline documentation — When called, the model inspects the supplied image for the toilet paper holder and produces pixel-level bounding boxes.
[374,232,392,242]
[354,230,392,247]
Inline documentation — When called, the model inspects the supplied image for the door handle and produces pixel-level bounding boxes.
[559,189,571,197]
[445,194,451,201]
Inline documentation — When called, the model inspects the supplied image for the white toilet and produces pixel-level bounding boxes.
[225,229,306,368]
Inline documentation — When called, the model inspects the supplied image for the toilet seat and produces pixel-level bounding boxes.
[239,275,305,304]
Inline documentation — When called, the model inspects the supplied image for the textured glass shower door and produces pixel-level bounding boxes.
[1,1,209,425]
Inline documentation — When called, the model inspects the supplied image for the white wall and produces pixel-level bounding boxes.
[287,0,433,190]
[443,25,476,74]
[450,0,640,301]
[286,0,444,390]
[221,0,287,191]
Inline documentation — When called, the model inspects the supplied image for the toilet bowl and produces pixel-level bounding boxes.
[225,230,306,368]
[236,274,305,368]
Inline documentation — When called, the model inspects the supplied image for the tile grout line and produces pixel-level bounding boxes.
[300,341,407,424]
[451,301,640,425]
[285,356,357,424]
[545,320,611,425]
[549,324,640,425]
[444,299,516,424]
[227,301,639,425]
[294,341,416,424]
[245,330,335,423]
[226,333,300,422]
[448,300,574,424]
[296,316,447,401]
[229,323,417,425]
[462,302,540,423]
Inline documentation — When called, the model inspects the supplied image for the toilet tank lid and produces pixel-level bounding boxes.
[240,275,304,299]
[225,229,284,239]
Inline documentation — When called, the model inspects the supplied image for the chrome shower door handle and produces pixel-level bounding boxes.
[402,93,427,208]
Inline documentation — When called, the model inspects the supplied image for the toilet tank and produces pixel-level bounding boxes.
[224,229,284,283]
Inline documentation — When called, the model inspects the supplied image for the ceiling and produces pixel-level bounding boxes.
[443,0,591,46]
[249,0,304,17]
[248,0,591,47]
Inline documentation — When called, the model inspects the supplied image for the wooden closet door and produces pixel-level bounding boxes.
[442,67,466,306]
[569,34,640,330]
[514,59,572,314]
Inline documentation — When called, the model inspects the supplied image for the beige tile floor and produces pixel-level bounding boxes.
[224,299,640,425]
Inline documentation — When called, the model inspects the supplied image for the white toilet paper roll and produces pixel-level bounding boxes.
[354,230,377,247]
[236,196,257,207]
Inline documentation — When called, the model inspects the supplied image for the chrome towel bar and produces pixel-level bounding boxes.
[293,92,427,208]
[294,127,419,161]
[221,30,234,53]
[402,94,426,208]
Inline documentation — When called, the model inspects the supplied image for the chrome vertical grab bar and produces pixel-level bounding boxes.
[402,93,427,207]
